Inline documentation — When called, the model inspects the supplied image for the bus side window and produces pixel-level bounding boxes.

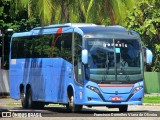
[61,33,72,63]
[18,39,25,58]
[53,34,62,57]
[24,37,32,58]
[40,35,52,58]
[11,38,18,59]
[12,37,32,59]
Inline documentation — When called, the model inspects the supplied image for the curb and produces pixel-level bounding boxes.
[144,94,160,97]
[143,103,160,106]
[0,96,10,99]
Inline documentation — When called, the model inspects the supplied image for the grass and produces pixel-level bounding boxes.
[6,102,64,107]
[143,96,160,103]
[7,102,21,107]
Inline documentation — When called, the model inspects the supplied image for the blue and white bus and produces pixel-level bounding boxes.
[9,23,152,112]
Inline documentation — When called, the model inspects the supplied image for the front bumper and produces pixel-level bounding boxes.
[81,88,143,106]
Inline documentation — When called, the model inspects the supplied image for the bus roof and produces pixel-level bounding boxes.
[79,26,140,39]
[11,23,140,39]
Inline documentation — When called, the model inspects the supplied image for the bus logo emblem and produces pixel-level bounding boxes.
[115,91,118,95]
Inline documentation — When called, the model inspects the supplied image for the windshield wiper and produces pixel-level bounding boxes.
[120,63,131,83]
[105,59,109,74]
[99,76,106,84]
[99,52,109,84]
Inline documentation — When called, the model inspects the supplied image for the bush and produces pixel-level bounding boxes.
[125,0,160,72]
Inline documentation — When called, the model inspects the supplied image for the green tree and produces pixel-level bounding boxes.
[0,0,40,69]
[111,0,137,25]
[125,0,160,71]
[78,0,137,25]
[0,0,12,31]
[10,0,55,25]
[10,0,137,25]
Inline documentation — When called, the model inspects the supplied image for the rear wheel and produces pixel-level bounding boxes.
[27,88,44,109]
[27,88,33,108]
[119,105,128,112]
[20,90,27,108]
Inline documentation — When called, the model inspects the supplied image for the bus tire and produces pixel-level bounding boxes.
[119,105,128,112]
[27,88,33,109]
[67,95,82,112]
[26,88,44,109]
[20,90,27,108]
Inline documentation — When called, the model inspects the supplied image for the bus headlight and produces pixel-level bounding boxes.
[87,85,100,94]
[132,86,143,94]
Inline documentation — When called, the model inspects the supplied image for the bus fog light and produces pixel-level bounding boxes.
[87,97,92,101]
[138,98,142,101]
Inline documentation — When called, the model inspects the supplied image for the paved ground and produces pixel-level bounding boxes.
[0,98,160,120]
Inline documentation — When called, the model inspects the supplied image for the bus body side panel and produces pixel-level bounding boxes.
[28,58,45,101]
[53,59,73,104]
[41,59,56,102]
[10,59,25,100]
[30,58,73,104]
[10,57,73,104]
[42,58,66,103]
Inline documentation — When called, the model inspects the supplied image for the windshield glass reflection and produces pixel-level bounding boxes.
[86,38,143,84]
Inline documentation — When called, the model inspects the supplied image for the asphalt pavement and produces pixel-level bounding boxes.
[0,96,160,120]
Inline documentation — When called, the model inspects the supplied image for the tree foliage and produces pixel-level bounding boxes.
[0,0,40,69]
[125,0,160,71]
[1,0,160,71]
[10,0,137,25]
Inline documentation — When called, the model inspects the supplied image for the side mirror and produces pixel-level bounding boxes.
[146,48,153,64]
[82,49,88,65]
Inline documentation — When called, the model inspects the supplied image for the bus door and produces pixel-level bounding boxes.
[73,33,83,85]
[73,33,84,102]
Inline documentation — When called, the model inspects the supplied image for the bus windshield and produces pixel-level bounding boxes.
[86,38,143,84]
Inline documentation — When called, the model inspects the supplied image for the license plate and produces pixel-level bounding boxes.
[111,96,121,101]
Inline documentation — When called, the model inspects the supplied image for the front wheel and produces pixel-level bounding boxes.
[119,105,128,112]
[67,95,82,112]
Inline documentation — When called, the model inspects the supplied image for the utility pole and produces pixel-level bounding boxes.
[0,29,13,69]
[2,32,4,69]
[0,30,3,69]
[0,29,13,97]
